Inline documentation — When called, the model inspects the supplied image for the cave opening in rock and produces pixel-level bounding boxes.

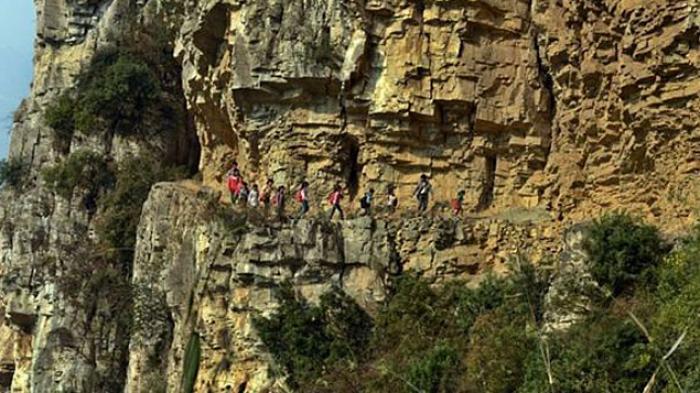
[478,154,497,211]
[0,364,13,390]
[339,135,362,199]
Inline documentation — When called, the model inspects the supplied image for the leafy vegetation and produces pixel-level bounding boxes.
[254,261,550,393]
[95,155,186,265]
[44,93,77,151]
[0,158,27,190]
[43,47,177,144]
[252,215,700,393]
[584,212,666,296]
[75,50,161,135]
[42,150,114,200]
[253,283,373,389]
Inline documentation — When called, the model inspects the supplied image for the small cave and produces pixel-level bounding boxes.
[182,112,202,176]
[477,154,497,211]
[0,363,14,389]
[338,135,362,198]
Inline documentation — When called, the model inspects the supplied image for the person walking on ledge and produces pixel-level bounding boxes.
[296,181,310,218]
[248,184,260,208]
[260,178,274,214]
[274,185,286,222]
[451,190,465,216]
[413,174,432,213]
[227,168,242,205]
[328,183,345,220]
[360,188,374,216]
[386,185,398,216]
[239,182,250,206]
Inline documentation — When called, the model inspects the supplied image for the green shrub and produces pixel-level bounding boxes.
[465,307,534,393]
[0,158,27,189]
[649,225,700,391]
[519,309,653,393]
[75,51,160,135]
[253,283,372,388]
[585,212,667,296]
[45,49,164,140]
[406,342,463,393]
[45,93,77,150]
[95,155,186,264]
[319,288,374,363]
[182,333,201,393]
[42,150,114,199]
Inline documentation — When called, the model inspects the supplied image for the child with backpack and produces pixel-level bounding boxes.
[260,178,274,214]
[227,168,242,204]
[386,186,398,215]
[248,184,260,208]
[273,185,286,222]
[451,190,465,216]
[328,183,345,220]
[295,181,310,218]
[239,182,250,206]
[413,174,432,213]
[359,188,374,216]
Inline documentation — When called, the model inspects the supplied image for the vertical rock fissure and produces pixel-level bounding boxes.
[532,31,556,122]
[478,154,497,211]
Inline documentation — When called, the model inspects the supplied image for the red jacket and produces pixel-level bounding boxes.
[329,190,342,205]
[228,175,242,194]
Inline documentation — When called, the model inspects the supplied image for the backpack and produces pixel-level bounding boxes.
[273,192,283,206]
[295,189,304,202]
[420,182,431,195]
[450,198,461,211]
[360,195,370,209]
[327,192,335,205]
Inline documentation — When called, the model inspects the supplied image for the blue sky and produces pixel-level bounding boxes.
[0,2,35,159]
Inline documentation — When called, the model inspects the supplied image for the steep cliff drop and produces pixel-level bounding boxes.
[0,0,698,392]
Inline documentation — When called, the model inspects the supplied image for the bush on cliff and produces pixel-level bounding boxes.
[95,155,186,265]
[253,283,373,389]
[254,260,551,393]
[44,48,165,141]
[250,217,700,392]
[585,212,667,296]
[0,158,27,190]
[76,50,160,135]
[648,225,700,391]
[45,93,77,151]
[42,150,114,200]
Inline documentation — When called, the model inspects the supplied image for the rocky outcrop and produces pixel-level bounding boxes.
[1,1,196,391]
[124,182,557,392]
[0,0,698,392]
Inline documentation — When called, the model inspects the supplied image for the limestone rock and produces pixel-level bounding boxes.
[0,0,698,391]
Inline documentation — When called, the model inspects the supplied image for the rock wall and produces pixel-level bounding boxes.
[0,1,197,391]
[0,0,698,392]
[534,0,700,230]
[180,0,554,211]
[179,0,698,225]
[124,182,557,392]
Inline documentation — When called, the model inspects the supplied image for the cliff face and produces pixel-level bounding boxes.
[0,0,698,392]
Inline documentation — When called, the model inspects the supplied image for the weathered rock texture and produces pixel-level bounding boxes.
[0,0,698,392]
[124,182,555,392]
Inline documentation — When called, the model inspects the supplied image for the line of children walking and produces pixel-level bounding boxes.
[227,163,465,221]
